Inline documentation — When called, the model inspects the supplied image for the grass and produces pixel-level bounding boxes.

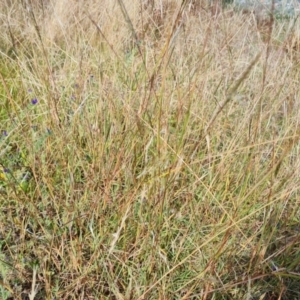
[0,0,300,299]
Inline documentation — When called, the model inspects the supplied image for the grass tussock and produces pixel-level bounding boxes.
[0,0,300,299]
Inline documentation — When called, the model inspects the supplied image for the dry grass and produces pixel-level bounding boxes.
[0,0,300,299]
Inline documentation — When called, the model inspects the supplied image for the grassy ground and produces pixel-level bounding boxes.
[0,0,300,299]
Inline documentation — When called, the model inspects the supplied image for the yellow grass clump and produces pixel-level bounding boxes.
[0,0,300,299]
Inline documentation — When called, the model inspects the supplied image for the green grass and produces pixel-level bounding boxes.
[0,0,300,299]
